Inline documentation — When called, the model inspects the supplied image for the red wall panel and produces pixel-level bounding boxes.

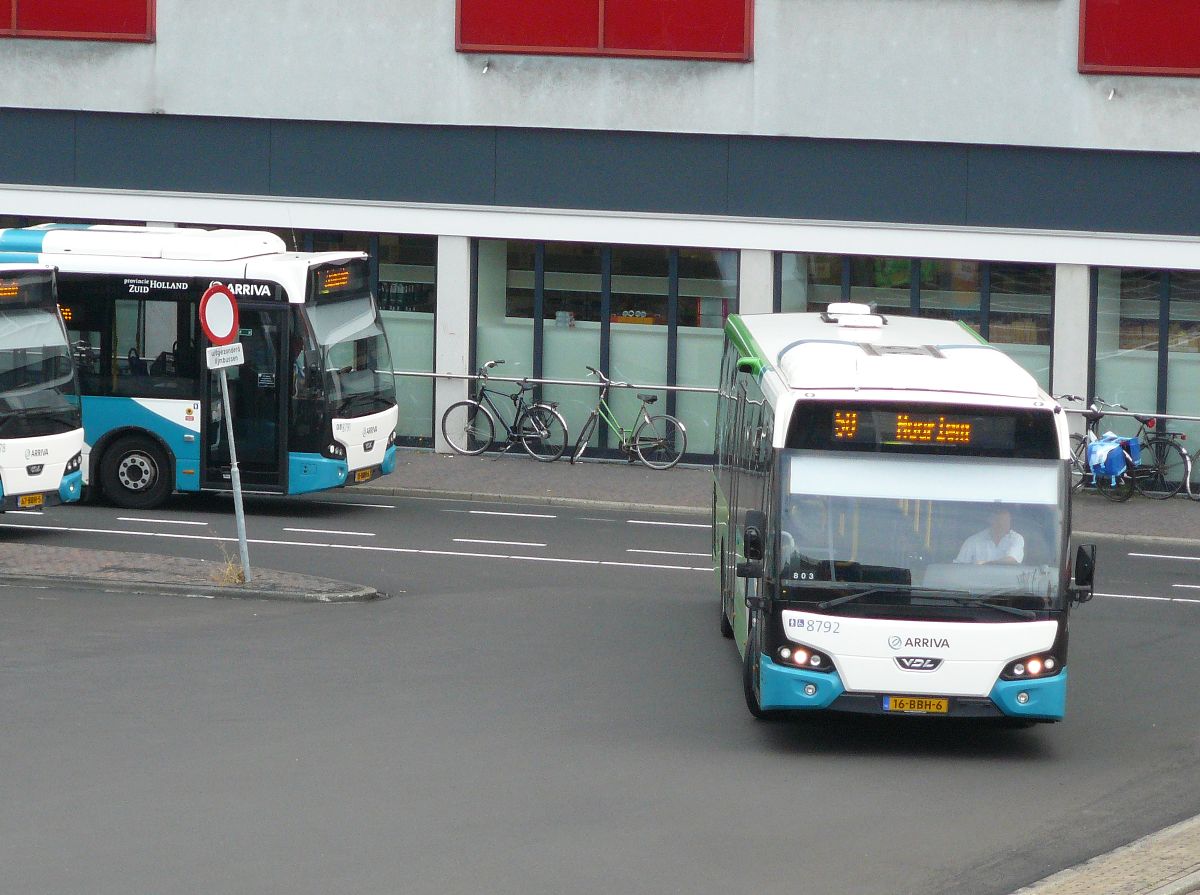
[457,0,751,61]
[458,0,600,52]
[604,0,748,56]
[1080,0,1200,75]
[8,0,153,40]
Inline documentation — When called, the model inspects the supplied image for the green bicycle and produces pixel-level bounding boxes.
[569,365,686,469]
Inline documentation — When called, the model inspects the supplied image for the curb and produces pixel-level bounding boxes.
[6,572,382,603]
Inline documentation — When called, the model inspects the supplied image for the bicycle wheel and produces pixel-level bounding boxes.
[1069,433,1090,492]
[517,405,568,462]
[1096,472,1134,502]
[440,400,495,455]
[1133,437,1188,499]
[634,414,686,470]
[570,410,598,465]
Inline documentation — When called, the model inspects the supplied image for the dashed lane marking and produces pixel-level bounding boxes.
[627,519,709,529]
[627,549,711,557]
[118,517,209,526]
[283,528,377,537]
[454,538,548,547]
[468,510,557,519]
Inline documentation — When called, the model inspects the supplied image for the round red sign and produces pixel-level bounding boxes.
[199,284,239,347]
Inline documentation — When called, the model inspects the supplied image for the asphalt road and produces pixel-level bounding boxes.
[0,494,1197,895]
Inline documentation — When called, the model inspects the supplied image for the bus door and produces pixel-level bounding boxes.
[202,306,288,492]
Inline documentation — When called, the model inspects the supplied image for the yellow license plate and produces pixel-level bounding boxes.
[354,468,373,483]
[884,696,949,714]
[18,493,44,508]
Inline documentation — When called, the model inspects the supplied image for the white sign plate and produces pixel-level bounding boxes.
[206,342,245,370]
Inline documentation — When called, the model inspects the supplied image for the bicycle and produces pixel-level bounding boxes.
[1058,395,1189,501]
[440,360,568,461]
[569,366,687,470]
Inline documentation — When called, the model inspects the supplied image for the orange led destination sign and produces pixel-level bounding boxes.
[0,280,20,298]
[832,410,973,446]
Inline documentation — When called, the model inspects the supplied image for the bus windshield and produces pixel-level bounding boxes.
[779,450,1066,610]
[0,292,80,438]
[305,295,396,419]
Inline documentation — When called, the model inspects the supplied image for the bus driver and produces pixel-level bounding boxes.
[955,505,1024,565]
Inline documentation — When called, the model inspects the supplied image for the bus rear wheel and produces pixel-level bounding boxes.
[101,436,172,509]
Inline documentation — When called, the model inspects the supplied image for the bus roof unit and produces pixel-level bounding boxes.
[729,306,1045,403]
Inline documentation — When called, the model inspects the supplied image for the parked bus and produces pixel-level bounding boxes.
[0,264,84,511]
[715,304,1096,723]
[0,225,398,509]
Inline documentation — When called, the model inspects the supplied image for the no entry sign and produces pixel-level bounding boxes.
[199,284,239,346]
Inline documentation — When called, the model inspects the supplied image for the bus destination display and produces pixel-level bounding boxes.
[834,410,973,446]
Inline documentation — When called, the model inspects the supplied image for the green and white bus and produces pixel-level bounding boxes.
[714,304,1096,723]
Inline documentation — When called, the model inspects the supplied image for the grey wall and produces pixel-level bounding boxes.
[0,0,1198,153]
[2,109,1199,237]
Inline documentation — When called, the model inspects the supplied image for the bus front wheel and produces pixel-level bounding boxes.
[743,618,773,720]
[101,436,172,509]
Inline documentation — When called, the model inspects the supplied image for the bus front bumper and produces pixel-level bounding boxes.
[287,446,396,496]
[759,656,1067,720]
[0,470,82,511]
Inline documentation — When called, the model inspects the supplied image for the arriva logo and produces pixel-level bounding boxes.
[889,635,950,650]
[210,280,272,298]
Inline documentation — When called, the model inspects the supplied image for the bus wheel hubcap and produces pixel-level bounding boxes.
[118,454,156,491]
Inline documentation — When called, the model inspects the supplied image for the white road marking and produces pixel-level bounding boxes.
[284,527,376,537]
[1128,552,1200,562]
[627,548,710,557]
[468,510,556,519]
[579,517,620,523]
[6,510,44,516]
[1096,592,1171,601]
[313,501,395,509]
[627,519,709,529]
[1171,584,1200,590]
[119,517,209,526]
[454,538,547,547]
[0,522,708,573]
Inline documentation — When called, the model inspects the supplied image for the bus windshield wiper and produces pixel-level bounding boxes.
[928,594,1037,618]
[817,585,915,609]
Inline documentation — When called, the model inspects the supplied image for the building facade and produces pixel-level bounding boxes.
[3,0,1200,455]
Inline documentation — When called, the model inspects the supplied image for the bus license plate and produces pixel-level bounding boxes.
[17,493,44,508]
[354,468,373,483]
[884,696,948,714]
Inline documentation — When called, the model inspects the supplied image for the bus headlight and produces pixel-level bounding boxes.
[64,452,82,473]
[1001,654,1058,681]
[322,442,346,459]
[777,643,833,672]
[387,430,396,447]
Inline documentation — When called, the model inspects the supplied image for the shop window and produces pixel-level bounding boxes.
[1080,0,1200,76]
[456,0,752,61]
[3,0,154,41]
[378,234,437,446]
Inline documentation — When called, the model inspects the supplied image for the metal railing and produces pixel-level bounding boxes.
[1055,399,1200,426]
[389,369,718,395]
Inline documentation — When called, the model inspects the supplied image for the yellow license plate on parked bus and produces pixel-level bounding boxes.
[17,493,44,508]
[354,468,373,483]
[884,696,949,714]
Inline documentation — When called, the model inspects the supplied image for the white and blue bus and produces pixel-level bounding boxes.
[0,225,398,509]
[0,264,84,511]
[715,304,1096,724]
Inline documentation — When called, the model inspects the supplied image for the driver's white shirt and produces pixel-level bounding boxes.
[955,528,1024,564]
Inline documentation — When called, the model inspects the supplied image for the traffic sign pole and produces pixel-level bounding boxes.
[218,367,252,583]
[200,284,252,584]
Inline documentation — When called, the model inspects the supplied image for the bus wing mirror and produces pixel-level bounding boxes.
[736,356,764,376]
[743,509,766,562]
[736,560,763,579]
[1071,543,1096,602]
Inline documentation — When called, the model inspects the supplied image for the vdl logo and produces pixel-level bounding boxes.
[895,657,943,672]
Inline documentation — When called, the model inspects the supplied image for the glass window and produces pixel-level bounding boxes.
[849,256,910,313]
[475,239,535,402]
[311,230,371,254]
[378,233,436,446]
[1166,271,1200,445]
[779,253,841,313]
[1093,268,1159,438]
[919,260,982,332]
[677,249,738,454]
[109,297,201,399]
[989,263,1055,390]
[609,246,669,441]
[542,242,602,443]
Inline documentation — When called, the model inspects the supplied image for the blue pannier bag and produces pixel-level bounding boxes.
[1087,433,1139,483]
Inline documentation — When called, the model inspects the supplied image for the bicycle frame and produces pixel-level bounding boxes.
[594,387,652,448]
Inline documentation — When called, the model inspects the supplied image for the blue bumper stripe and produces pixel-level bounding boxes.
[288,452,348,495]
[759,656,844,710]
[990,670,1068,720]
